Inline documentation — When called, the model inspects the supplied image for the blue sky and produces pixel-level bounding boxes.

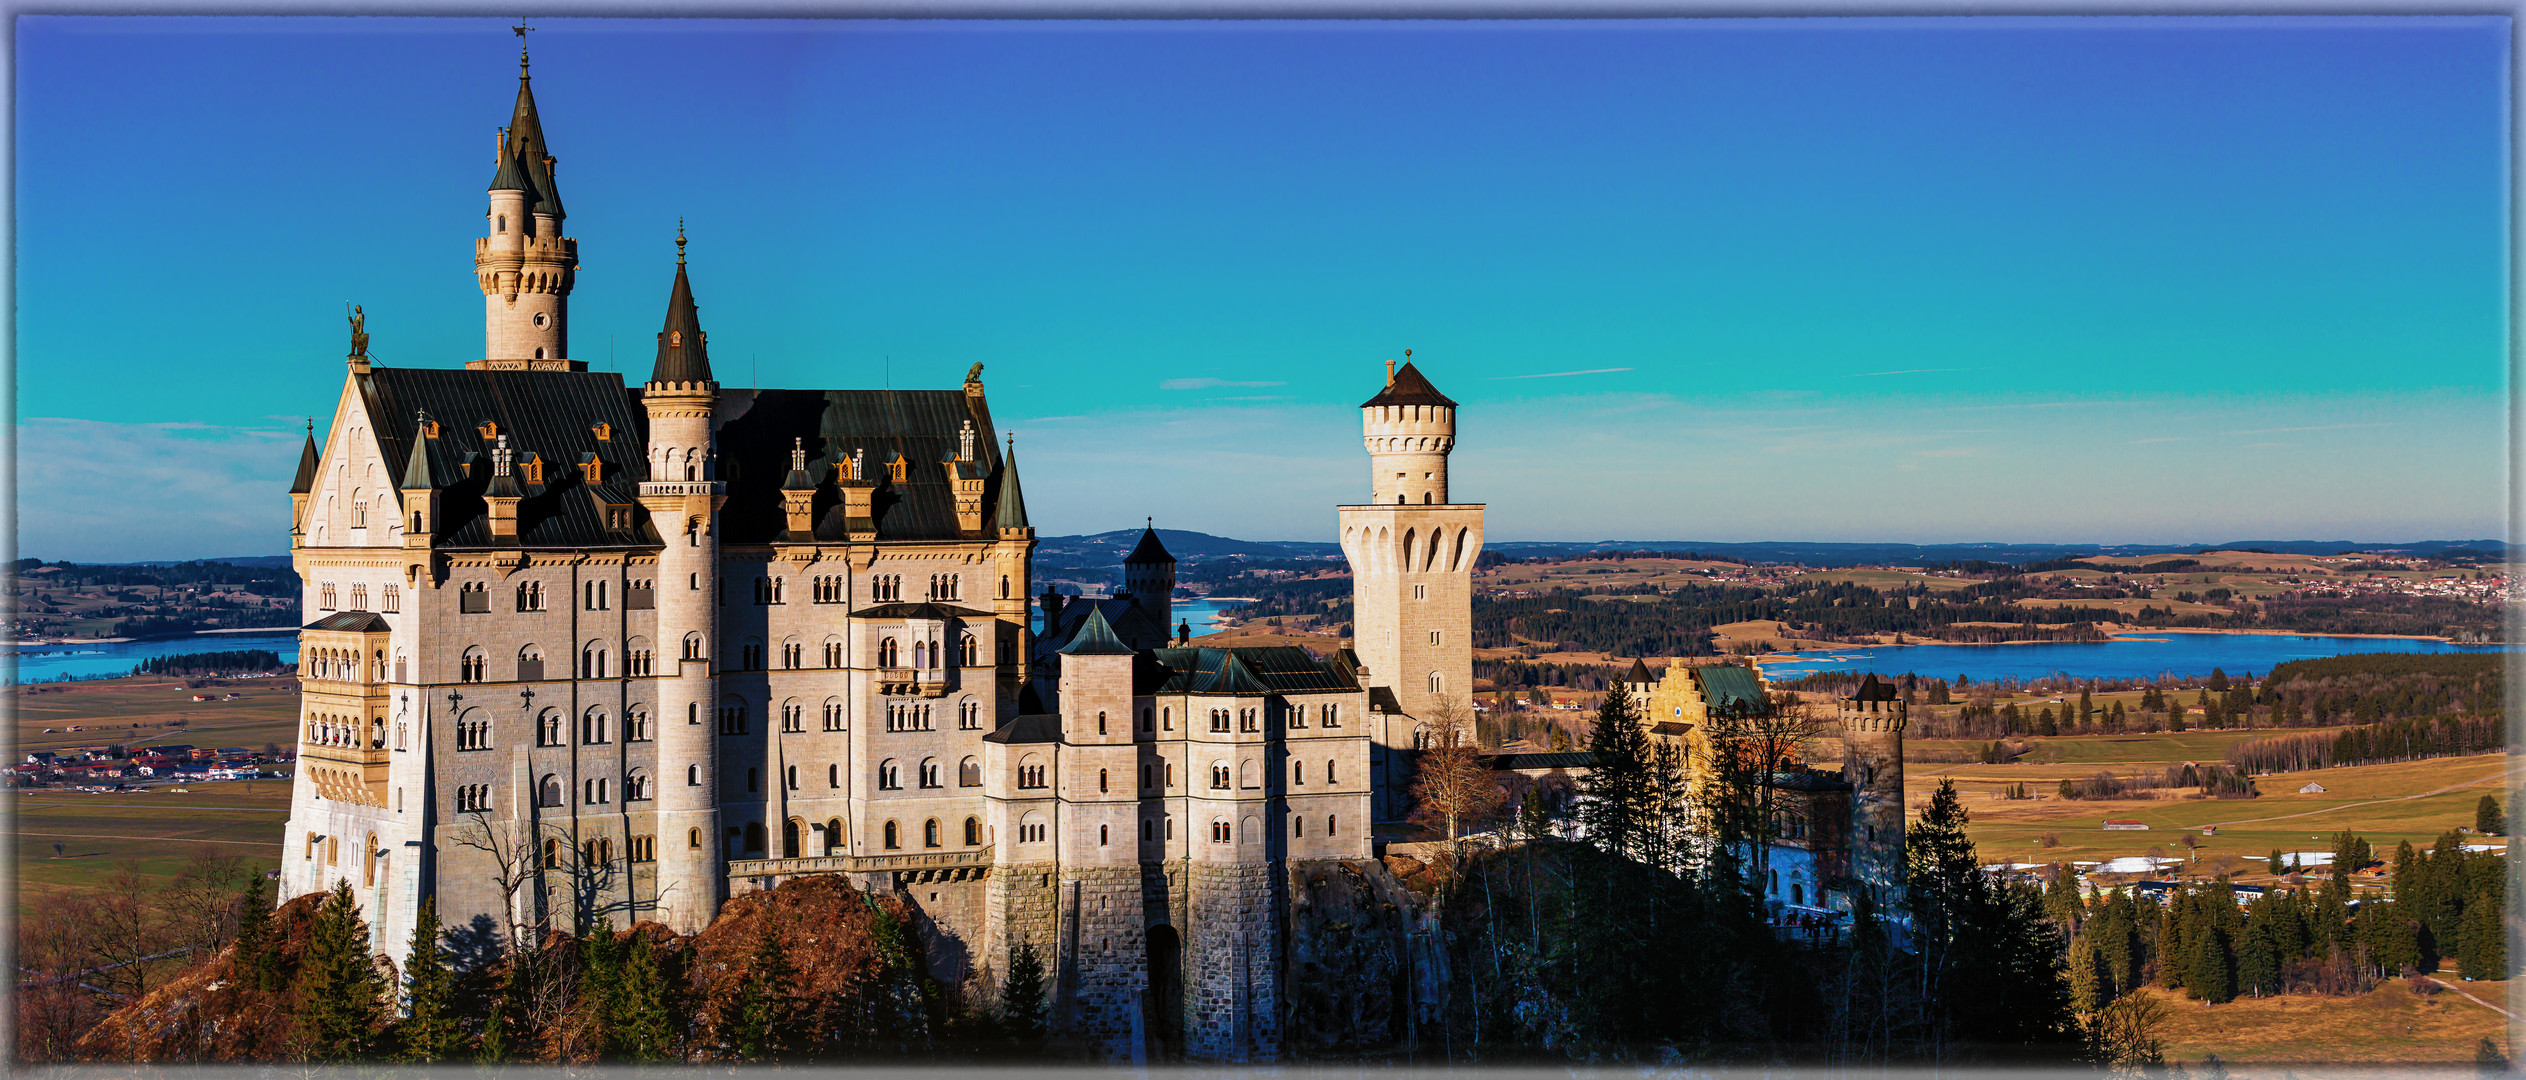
[15,16,2509,561]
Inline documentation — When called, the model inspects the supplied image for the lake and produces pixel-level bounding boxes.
[1758,633,2513,684]
[1029,597,1237,636]
[10,631,302,684]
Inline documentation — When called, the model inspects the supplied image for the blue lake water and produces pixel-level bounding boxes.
[10,631,302,684]
[1759,633,2512,684]
[1028,598,1236,636]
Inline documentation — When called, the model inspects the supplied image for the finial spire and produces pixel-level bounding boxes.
[513,21,534,76]
[676,218,687,264]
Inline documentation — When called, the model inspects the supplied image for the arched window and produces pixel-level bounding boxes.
[878,759,900,790]
[884,820,902,850]
[582,708,608,745]
[1293,817,1303,839]
[1098,712,1108,735]
[782,819,800,858]
[1210,763,1230,790]
[826,818,845,854]
[959,634,978,667]
[960,757,981,787]
[688,763,701,786]
[919,758,941,788]
[1211,819,1231,844]
[538,774,561,807]
[879,638,899,668]
[1098,768,1109,793]
[964,817,983,845]
[1294,760,1305,785]
[1099,824,1109,846]
[1429,672,1444,694]
[689,827,702,849]
[924,819,942,848]
[1328,814,1338,836]
[745,822,766,852]
[828,763,839,788]
[459,646,486,683]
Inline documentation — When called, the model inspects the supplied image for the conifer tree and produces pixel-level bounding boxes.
[231,871,282,992]
[2066,936,2104,1014]
[1000,940,1048,1049]
[577,920,624,1056]
[2459,883,2507,980]
[2235,916,2280,998]
[396,896,464,1062]
[1578,684,1653,860]
[2270,849,2288,876]
[724,917,803,1061]
[613,931,678,1061]
[2477,794,2503,835]
[297,881,389,1061]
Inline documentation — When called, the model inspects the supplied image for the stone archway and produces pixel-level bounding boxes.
[1146,922,1182,1059]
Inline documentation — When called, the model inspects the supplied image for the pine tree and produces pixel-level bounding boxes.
[2236,916,2280,998]
[578,920,624,1056]
[396,897,464,1062]
[2067,935,2104,1014]
[1578,684,1654,860]
[1000,940,1047,1049]
[231,871,282,992]
[724,917,802,1061]
[614,931,678,1061]
[2477,795,2503,836]
[297,880,389,1061]
[2270,849,2287,876]
[2459,883,2507,980]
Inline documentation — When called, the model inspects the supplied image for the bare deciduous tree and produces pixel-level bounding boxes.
[1410,694,1507,890]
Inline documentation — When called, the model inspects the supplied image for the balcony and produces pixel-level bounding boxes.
[727,848,992,894]
[638,481,723,498]
[878,668,948,697]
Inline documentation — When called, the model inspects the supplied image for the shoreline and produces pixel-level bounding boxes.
[1755,625,2502,666]
[11,626,300,649]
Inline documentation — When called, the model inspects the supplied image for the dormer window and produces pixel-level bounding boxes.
[591,422,611,441]
[478,421,499,440]
[522,458,543,485]
[888,458,907,482]
[583,458,603,483]
[670,330,682,347]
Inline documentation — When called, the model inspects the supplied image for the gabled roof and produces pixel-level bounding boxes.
[304,612,390,633]
[647,256,713,386]
[289,426,321,495]
[1693,665,1772,716]
[711,387,1005,545]
[1145,646,1359,695]
[1125,521,1173,565]
[1059,607,1134,656]
[358,366,651,550]
[1361,361,1457,409]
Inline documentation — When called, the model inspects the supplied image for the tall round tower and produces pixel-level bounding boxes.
[1363,355,1455,506]
[635,229,725,932]
[1121,518,1175,632]
[472,43,579,371]
[1838,674,1908,915]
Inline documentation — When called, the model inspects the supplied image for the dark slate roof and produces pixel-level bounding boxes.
[1625,658,1656,684]
[290,427,321,495]
[399,417,438,489]
[647,260,713,386]
[982,714,1063,744]
[504,59,564,218]
[304,612,390,633]
[994,440,1029,530]
[1485,752,1597,771]
[1146,646,1358,696]
[1361,361,1458,409]
[1046,597,1170,653]
[852,602,993,621]
[1125,522,1174,565]
[359,366,653,549]
[489,148,535,193]
[1848,673,1900,702]
[1368,686,1403,713]
[712,388,1008,545]
[1694,665,1773,716]
[1059,608,1134,655]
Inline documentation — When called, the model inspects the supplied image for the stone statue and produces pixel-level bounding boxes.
[965,361,984,385]
[348,303,369,358]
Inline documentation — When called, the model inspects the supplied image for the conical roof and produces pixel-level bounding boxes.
[505,50,565,217]
[1058,606,1134,656]
[1625,658,1655,684]
[647,249,713,385]
[1125,521,1173,565]
[288,424,320,494]
[488,146,535,194]
[399,417,438,490]
[1361,361,1458,408]
[994,439,1030,530]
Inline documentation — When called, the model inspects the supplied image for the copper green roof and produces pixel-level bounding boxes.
[994,439,1030,530]
[1058,607,1134,656]
[1693,665,1772,717]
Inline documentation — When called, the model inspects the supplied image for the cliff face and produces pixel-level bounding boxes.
[1281,858,1432,1054]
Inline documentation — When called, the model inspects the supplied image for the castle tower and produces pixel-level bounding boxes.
[1050,608,1148,1055]
[1121,519,1174,631]
[635,230,725,932]
[1337,355,1483,816]
[472,42,580,371]
[1839,674,1908,914]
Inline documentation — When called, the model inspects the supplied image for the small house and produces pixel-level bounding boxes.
[2300,782,2326,794]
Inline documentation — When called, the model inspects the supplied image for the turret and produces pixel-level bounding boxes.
[1361,351,1458,506]
[472,43,579,370]
[288,420,320,543]
[398,414,441,549]
[1121,519,1174,632]
[1839,674,1909,914]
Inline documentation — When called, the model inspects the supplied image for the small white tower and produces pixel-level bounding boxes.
[634,227,725,932]
[472,42,579,371]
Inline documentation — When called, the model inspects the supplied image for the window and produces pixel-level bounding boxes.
[1098,712,1108,735]
[1429,630,1441,645]
[515,581,545,611]
[813,575,845,603]
[879,760,901,790]
[1327,759,1338,784]
[742,643,763,670]
[627,707,649,742]
[782,641,803,669]
[626,772,650,801]
[1322,703,1340,728]
[753,576,785,605]
[925,819,943,848]
[1294,761,1305,785]
[1288,705,1306,730]
[1211,709,1230,733]
[886,703,934,732]
[823,699,845,731]
[1429,672,1443,694]
[456,783,491,812]
[690,827,702,849]
[682,633,707,661]
[538,710,564,747]
[1099,824,1109,846]
[630,836,655,862]
[1294,817,1304,838]
[747,768,759,793]
[1211,820,1231,844]
[1098,768,1109,793]
[1142,819,1154,841]
[964,817,983,845]
[745,823,766,852]
[929,573,961,601]
[786,765,798,790]
[959,634,978,667]
[319,583,337,611]
[1018,758,1047,789]
[350,584,368,610]
[381,583,400,612]
[1414,583,1426,600]
[878,638,899,668]
[626,579,656,609]
[960,757,981,786]
[459,581,490,613]
[1140,708,1153,733]
[581,709,609,744]
[958,700,981,730]
[1163,707,1172,732]
[578,643,607,679]
[456,716,493,750]
[1328,815,1338,836]
[538,775,562,807]
[353,501,367,528]
[543,839,560,868]
[517,646,545,683]
[884,820,902,850]
[1239,708,1258,733]
[919,758,942,788]
[823,639,844,668]
[586,580,610,610]
[1019,816,1047,844]
[584,777,609,805]
[1210,764,1230,790]
[687,764,701,786]
[718,701,748,735]
[872,575,902,602]
[781,701,804,733]
[628,646,654,677]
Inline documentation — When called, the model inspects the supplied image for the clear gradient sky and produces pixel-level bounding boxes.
[15,15,2509,561]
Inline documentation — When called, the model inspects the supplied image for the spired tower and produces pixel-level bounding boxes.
[1121,519,1175,631]
[1337,354,1484,820]
[472,43,580,371]
[1839,675,1908,915]
[636,230,726,933]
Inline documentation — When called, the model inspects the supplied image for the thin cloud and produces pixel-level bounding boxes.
[1160,377,1285,391]
[2232,423,2390,435]
[1487,367,1634,380]
[1848,367,1963,378]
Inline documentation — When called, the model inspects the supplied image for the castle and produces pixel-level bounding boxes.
[277,42,1482,1062]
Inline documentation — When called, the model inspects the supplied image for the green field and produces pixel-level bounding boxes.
[14,674,301,755]
[12,784,291,911]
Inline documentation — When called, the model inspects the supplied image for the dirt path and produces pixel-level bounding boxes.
[2202,760,2523,830]
[2421,976,2514,1020]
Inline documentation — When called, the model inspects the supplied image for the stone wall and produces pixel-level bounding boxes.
[1281,858,1412,1053]
[1182,862,1282,1061]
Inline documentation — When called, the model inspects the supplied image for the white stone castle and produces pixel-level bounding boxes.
[277,44,1481,1061]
